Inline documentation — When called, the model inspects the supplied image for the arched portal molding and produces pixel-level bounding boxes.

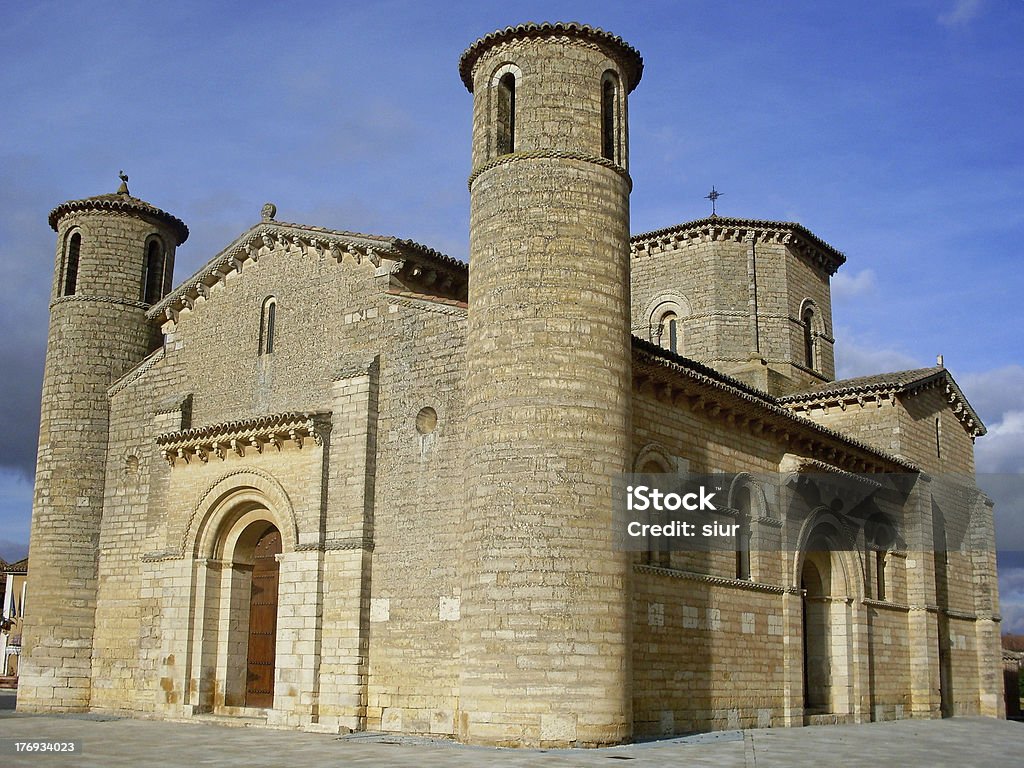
[183,467,297,559]
[791,506,865,598]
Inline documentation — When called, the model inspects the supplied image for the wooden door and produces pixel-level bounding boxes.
[245,528,281,708]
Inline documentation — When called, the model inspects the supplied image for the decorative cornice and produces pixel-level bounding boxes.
[51,294,152,311]
[156,411,330,467]
[108,347,165,398]
[141,550,183,563]
[467,150,631,190]
[789,459,884,489]
[862,598,911,612]
[634,563,800,594]
[50,193,188,245]
[459,22,643,93]
[386,290,468,316]
[631,337,919,474]
[943,607,980,622]
[146,220,467,322]
[295,537,374,553]
[631,217,846,277]
[780,368,985,438]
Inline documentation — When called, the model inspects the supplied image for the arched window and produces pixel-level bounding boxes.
[658,312,680,355]
[63,231,81,296]
[601,72,619,162]
[866,515,896,601]
[259,297,277,355]
[735,485,752,580]
[496,71,516,155]
[142,237,166,305]
[802,306,816,369]
[638,454,672,568]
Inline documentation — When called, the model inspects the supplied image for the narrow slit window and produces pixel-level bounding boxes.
[260,297,277,356]
[63,232,81,296]
[497,72,516,155]
[875,551,886,601]
[143,239,165,305]
[935,416,942,459]
[735,485,751,580]
[802,306,815,369]
[658,312,680,355]
[602,74,618,161]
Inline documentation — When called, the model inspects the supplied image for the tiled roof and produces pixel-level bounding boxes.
[631,338,918,472]
[631,216,846,276]
[146,219,466,320]
[459,22,644,93]
[49,192,189,245]
[778,367,945,403]
[779,366,985,437]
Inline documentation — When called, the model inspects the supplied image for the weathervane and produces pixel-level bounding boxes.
[706,186,722,216]
[117,170,130,195]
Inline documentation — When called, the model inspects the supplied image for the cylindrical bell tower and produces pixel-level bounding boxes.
[18,178,187,712]
[459,23,643,747]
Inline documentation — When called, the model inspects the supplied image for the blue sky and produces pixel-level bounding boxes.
[1,1,1023,626]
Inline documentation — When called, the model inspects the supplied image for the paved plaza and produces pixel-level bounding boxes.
[1,691,1022,767]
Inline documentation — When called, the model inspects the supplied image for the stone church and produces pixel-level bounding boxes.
[19,22,1002,747]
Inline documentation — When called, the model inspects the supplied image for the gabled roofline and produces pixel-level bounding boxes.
[779,366,986,438]
[632,337,918,472]
[459,21,643,93]
[147,219,467,321]
[631,216,846,276]
[3,557,28,574]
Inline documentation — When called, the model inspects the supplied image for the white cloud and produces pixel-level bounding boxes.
[975,410,1024,475]
[831,269,876,301]
[961,365,1024,425]
[833,336,921,380]
[958,366,1024,475]
[938,0,984,27]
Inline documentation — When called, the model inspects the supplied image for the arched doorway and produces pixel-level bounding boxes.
[245,526,281,707]
[801,554,831,711]
[798,521,856,720]
[201,513,283,711]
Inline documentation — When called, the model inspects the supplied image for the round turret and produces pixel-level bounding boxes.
[459,23,640,747]
[18,178,187,713]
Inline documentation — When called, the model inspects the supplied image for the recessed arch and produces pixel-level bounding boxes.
[142,234,168,305]
[793,508,864,718]
[601,70,621,163]
[491,62,521,157]
[259,296,277,356]
[633,443,677,474]
[798,298,825,371]
[791,508,863,595]
[644,293,692,356]
[184,468,298,560]
[62,229,82,296]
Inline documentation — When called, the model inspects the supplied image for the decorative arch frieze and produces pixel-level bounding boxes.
[643,292,691,354]
[183,466,298,560]
[145,219,468,325]
[727,472,774,520]
[791,507,866,597]
[633,443,677,474]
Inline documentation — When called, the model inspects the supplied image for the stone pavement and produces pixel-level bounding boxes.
[1,691,1022,767]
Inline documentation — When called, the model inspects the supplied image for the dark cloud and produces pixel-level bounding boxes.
[0,159,56,481]
[0,538,29,563]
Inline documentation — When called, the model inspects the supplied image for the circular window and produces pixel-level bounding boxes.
[415,407,438,435]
